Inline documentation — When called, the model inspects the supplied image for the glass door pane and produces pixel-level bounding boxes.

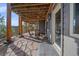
[55,9,61,47]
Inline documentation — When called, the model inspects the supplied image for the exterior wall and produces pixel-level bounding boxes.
[63,4,79,56]
[38,3,79,56]
[46,18,52,43]
[50,3,79,56]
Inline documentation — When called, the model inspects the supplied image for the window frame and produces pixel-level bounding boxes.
[70,4,79,38]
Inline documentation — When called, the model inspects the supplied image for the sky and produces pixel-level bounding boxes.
[0,3,19,26]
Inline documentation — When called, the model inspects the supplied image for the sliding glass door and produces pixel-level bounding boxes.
[55,8,61,47]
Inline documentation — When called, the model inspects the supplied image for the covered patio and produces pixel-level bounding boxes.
[6,3,52,43]
[0,3,58,56]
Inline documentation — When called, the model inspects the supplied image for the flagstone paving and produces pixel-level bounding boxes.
[0,33,58,56]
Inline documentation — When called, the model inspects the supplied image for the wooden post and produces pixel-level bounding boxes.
[25,22,27,33]
[18,16,23,36]
[7,3,12,43]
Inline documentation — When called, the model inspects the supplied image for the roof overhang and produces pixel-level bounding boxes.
[11,3,55,22]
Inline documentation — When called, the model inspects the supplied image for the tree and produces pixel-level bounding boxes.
[0,14,6,38]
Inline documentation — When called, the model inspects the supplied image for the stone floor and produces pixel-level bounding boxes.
[0,33,58,56]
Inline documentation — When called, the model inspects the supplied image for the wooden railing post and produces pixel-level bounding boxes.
[18,16,23,36]
[7,3,12,43]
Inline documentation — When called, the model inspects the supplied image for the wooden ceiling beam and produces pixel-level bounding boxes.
[25,21,39,23]
[12,7,49,10]
[23,16,45,20]
[24,19,45,22]
[11,3,49,6]
[26,17,45,20]
[19,13,47,16]
[24,15,46,17]
[11,3,50,8]
[15,10,47,13]
[17,11,47,14]
[16,12,47,18]
[23,19,45,23]
[21,14,45,19]
[21,16,45,22]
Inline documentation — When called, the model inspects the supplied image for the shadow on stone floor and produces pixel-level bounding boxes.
[23,35,49,44]
[9,43,28,56]
[0,44,8,56]
[24,37,43,43]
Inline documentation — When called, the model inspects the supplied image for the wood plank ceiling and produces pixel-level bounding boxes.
[11,3,52,22]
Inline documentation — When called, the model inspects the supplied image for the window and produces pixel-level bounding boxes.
[73,4,79,34]
[70,4,79,38]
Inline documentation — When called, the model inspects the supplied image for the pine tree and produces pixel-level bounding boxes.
[0,14,6,38]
